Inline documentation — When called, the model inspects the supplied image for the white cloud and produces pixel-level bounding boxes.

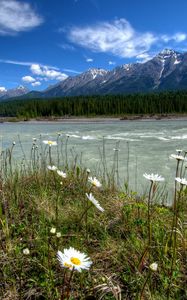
[0,59,34,66]
[108,61,116,65]
[0,0,43,35]
[59,43,75,51]
[30,64,68,81]
[161,33,187,43]
[68,19,187,58]
[0,86,7,92]
[86,58,93,62]
[136,53,153,63]
[31,81,41,87]
[30,64,42,75]
[174,33,187,42]
[0,59,81,75]
[69,19,157,58]
[0,59,59,71]
[22,75,35,83]
[62,68,81,74]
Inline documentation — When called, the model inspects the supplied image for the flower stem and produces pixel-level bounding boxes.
[147,181,154,256]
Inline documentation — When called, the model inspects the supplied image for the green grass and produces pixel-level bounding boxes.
[0,144,187,299]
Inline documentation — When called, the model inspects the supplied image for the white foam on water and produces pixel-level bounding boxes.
[69,134,80,138]
[171,135,187,140]
[105,136,126,140]
[157,137,170,141]
[82,135,96,140]
[140,135,156,138]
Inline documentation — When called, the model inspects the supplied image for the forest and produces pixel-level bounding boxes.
[0,90,187,118]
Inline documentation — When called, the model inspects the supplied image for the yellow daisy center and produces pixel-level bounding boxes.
[70,257,81,265]
[64,262,72,269]
[48,141,53,145]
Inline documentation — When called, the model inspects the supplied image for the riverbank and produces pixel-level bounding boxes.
[2,113,187,123]
[1,156,186,299]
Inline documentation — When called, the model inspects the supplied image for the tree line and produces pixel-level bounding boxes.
[0,90,187,118]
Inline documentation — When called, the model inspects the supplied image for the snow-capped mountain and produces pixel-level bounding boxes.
[41,49,187,97]
[41,68,108,98]
[1,49,187,100]
[0,85,29,100]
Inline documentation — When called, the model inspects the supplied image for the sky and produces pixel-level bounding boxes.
[1,0,187,92]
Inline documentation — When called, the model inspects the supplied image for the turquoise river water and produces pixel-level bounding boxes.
[1,119,187,202]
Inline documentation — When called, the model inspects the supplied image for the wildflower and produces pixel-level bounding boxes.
[56,232,62,238]
[170,154,185,161]
[143,173,165,182]
[12,141,16,146]
[66,134,70,138]
[47,165,57,171]
[175,177,187,185]
[57,247,92,272]
[88,176,102,188]
[43,140,57,146]
[23,248,30,255]
[33,138,37,142]
[86,168,91,174]
[149,262,158,272]
[86,193,104,212]
[50,227,56,234]
[57,170,67,178]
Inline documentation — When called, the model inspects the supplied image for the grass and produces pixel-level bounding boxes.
[0,140,187,299]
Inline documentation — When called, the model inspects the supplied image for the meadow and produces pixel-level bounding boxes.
[0,136,186,300]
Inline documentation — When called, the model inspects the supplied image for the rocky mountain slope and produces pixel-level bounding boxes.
[1,49,187,100]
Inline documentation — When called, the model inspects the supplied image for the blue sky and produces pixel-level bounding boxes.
[1,0,187,91]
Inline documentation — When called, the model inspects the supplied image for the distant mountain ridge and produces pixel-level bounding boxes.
[1,49,187,101]
[0,85,29,100]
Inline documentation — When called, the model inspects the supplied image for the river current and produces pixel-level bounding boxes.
[1,119,187,200]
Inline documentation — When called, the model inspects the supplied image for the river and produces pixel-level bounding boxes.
[1,119,187,200]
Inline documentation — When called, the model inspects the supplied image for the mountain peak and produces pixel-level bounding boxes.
[17,85,26,90]
[1,48,187,100]
[85,68,108,79]
[158,49,180,57]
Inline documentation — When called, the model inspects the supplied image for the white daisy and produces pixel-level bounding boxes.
[86,193,104,212]
[23,248,30,255]
[175,177,187,185]
[88,176,102,188]
[56,232,62,238]
[57,170,67,178]
[43,140,57,146]
[170,154,185,161]
[50,227,56,234]
[57,247,92,272]
[149,262,158,272]
[143,173,165,182]
[47,165,58,171]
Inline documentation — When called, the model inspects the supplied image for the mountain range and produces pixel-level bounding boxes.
[1,49,187,101]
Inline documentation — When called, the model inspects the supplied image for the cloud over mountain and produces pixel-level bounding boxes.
[68,19,187,59]
[22,76,36,83]
[30,64,68,81]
